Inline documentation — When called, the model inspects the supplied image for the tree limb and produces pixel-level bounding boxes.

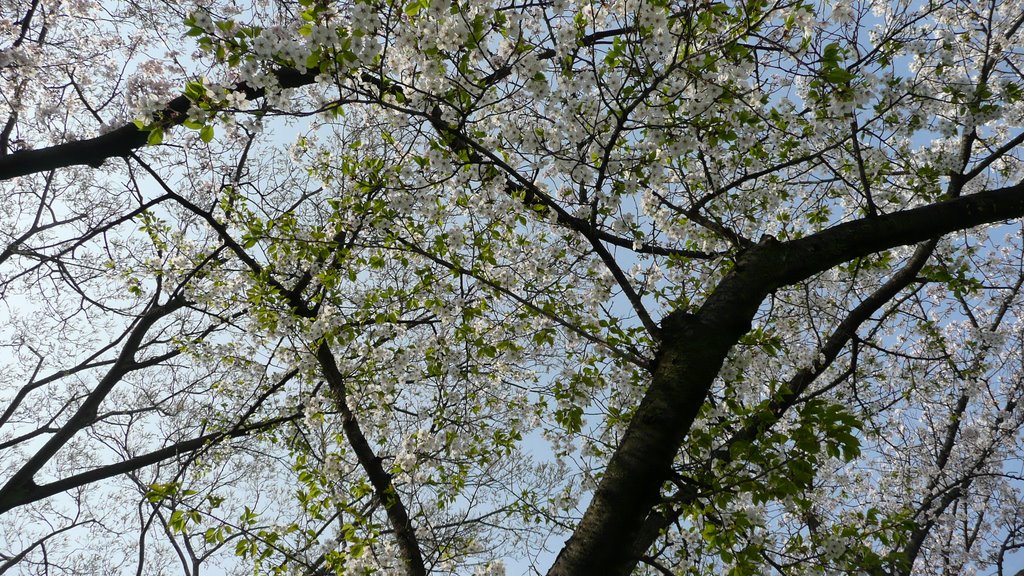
[548,178,1024,576]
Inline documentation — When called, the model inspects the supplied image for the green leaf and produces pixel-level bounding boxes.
[404,0,428,16]
[184,80,206,102]
[145,482,180,503]
[169,510,186,533]
[200,125,215,143]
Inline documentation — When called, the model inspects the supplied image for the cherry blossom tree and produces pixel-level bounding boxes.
[2,0,1024,574]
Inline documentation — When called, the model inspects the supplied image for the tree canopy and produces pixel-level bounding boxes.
[2,0,1024,574]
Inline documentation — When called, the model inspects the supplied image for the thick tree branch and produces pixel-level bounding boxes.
[548,178,1024,576]
[0,413,298,513]
[0,363,298,512]
[626,239,937,563]
[315,343,427,576]
[0,296,187,513]
[0,69,317,181]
